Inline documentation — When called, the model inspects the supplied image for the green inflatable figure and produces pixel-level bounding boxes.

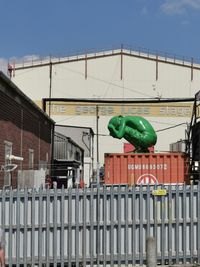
[108,115,157,152]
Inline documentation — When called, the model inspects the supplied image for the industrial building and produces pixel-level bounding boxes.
[0,71,54,188]
[53,131,84,188]
[8,45,200,173]
[55,125,94,186]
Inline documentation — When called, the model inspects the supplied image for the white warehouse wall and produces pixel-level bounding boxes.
[10,48,200,166]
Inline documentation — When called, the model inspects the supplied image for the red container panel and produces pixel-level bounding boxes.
[104,153,189,185]
[123,143,154,153]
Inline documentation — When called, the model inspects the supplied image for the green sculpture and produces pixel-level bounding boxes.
[108,115,157,152]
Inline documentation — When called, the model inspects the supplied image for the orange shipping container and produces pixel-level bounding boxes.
[104,153,189,185]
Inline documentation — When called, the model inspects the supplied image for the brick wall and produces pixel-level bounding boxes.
[0,80,54,188]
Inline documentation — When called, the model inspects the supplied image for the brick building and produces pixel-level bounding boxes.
[0,71,54,188]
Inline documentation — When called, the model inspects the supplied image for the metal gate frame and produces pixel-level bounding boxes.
[0,184,199,266]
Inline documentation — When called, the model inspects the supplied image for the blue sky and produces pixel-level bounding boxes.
[1,0,200,68]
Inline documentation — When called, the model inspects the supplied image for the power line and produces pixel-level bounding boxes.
[94,122,188,137]
[56,64,155,98]
[156,122,188,132]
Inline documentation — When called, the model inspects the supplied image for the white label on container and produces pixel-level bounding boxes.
[128,163,167,170]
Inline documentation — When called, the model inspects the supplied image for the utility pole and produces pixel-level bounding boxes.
[49,61,53,116]
[96,105,100,183]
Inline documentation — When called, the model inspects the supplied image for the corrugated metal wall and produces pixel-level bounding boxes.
[1,184,200,266]
[54,132,83,162]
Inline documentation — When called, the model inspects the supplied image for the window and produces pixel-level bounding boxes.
[29,149,34,169]
[4,141,12,164]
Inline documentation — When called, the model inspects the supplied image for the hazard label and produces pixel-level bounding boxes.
[136,174,158,185]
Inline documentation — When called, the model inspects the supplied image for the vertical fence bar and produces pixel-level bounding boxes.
[82,188,86,267]
[46,187,50,267]
[75,188,80,267]
[53,188,58,267]
[9,189,13,267]
[16,189,20,266]
[38,188,43,267]
[31,189,35,266]
[1,189,6,265]
[117,186,121,266]
[175,185,179,264]
[190,184,194,263]
[146,185,151,238]
[168,186,172,265]
[132,186,136,265]
[103,186,107,267]
[97,185,100,267]
[60,187,65,267]
[139,186,143,265]
[90,187,94,267]
[68,188,72,267]
[161,193,165,265]
[125,185,128,266]
[110,186,114,267]
[23,188,28,266]
[153,192,158,264]
[183,184,186,264]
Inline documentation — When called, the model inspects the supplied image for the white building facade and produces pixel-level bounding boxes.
[9,46,200,169]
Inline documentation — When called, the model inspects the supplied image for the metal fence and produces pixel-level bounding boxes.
[1,184,200,266]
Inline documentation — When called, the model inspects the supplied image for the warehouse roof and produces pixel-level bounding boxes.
[8,45,200,71]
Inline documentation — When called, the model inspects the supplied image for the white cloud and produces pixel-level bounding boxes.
[141,6,148,15]
[161,0,200,15]
[22,55,40,62]
[9,55,41,65]
[181,19,190,25]
[0,54,41,76]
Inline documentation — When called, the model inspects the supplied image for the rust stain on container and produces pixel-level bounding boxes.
[104,153,189,185]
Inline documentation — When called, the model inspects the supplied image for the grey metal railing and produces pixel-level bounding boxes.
[0,184,200,266]
[11,44,200,69]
